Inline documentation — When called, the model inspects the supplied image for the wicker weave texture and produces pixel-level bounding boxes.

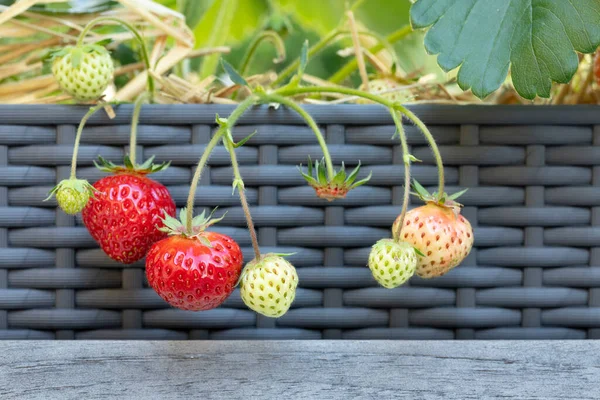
[0,104,598,340]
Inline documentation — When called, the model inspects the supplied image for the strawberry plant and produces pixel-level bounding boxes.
[38,3,480,318]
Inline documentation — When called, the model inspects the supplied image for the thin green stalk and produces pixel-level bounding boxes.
[185,96,257,233]
[272,28,341,86]
[274,85,445,198]
[395,104,444,198]
[329,25,412,84]
[239,30,286,76]
[261,93,335,180]
[129,92,149,164]
[225,140,261,260]
[186,130,226,233]
[76,16,155,96]
[70,105,103,179]
[391,109,411,241]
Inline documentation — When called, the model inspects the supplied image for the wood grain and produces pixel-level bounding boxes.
[0,341,598,399]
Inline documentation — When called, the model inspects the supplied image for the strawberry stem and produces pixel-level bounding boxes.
[260,93,335,181]
[76,17,155,98]
[225,139,261,260]
[391,109,411,241]
[129,92,149,165]
[239,30,286,77]
[273,85,445,199]
[185,96,257,233]
[395,104,444,199]
[70,105,103,179]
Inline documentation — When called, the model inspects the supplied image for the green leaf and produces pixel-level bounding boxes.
[316,159,327,185]
[221,59,249,87]
[297,39,309,77]
[410,0,600,100]
[138,155,156,170]
[332,167,346,185]
[403,154,421,164]
[448,188,468,200]
[123,155,135,170]
[345,162,362,185]
[233,130,257,148]
[350,171,372,189]
[198,236,213,248]
[93,38,113,47]
[411,179,430,199]
[215,114,228,126]
[413,247,425,257]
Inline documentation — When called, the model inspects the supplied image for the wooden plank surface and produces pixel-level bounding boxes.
[0,340,598,399]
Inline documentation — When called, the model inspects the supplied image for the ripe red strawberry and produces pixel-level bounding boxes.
[82,156,175,264]
[146,209,243,311]
[392,181,473,278]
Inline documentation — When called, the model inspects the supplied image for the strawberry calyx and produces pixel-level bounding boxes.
[158,207,226,245]
[411,179,467,215]
[45,177,97,200]
[44,178,97,214]
[44,39,112,66]
[94,155,170,176]
[298,157,372,201]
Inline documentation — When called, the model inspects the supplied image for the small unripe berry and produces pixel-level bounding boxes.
[368,239,417,288]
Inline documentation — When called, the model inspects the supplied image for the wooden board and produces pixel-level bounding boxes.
[0,340,599,399]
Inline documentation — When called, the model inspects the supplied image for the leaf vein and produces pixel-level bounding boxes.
[566,0,592,49]
[480,2,513,94]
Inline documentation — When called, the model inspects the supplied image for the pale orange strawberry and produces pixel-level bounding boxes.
[393,181,473,278]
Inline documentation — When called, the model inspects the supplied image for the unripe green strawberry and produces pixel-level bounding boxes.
[240,254,298,318]
[50,44,114,102]
[368,239,417,288]
[45,178,96,215]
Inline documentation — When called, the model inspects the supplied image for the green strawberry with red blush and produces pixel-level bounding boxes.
[146,209,243,311]
[82,155,175,264]
[392,181,474,278]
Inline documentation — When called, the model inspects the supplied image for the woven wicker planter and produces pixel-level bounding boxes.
[0,104,598,340]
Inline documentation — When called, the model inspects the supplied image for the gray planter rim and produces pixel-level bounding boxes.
[0,104,599,126]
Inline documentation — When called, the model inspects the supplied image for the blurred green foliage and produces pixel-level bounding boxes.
[1,0,441,86]
[157,0,442,84]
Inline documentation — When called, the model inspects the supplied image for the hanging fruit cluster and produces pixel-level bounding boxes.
[46,16,473,319]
